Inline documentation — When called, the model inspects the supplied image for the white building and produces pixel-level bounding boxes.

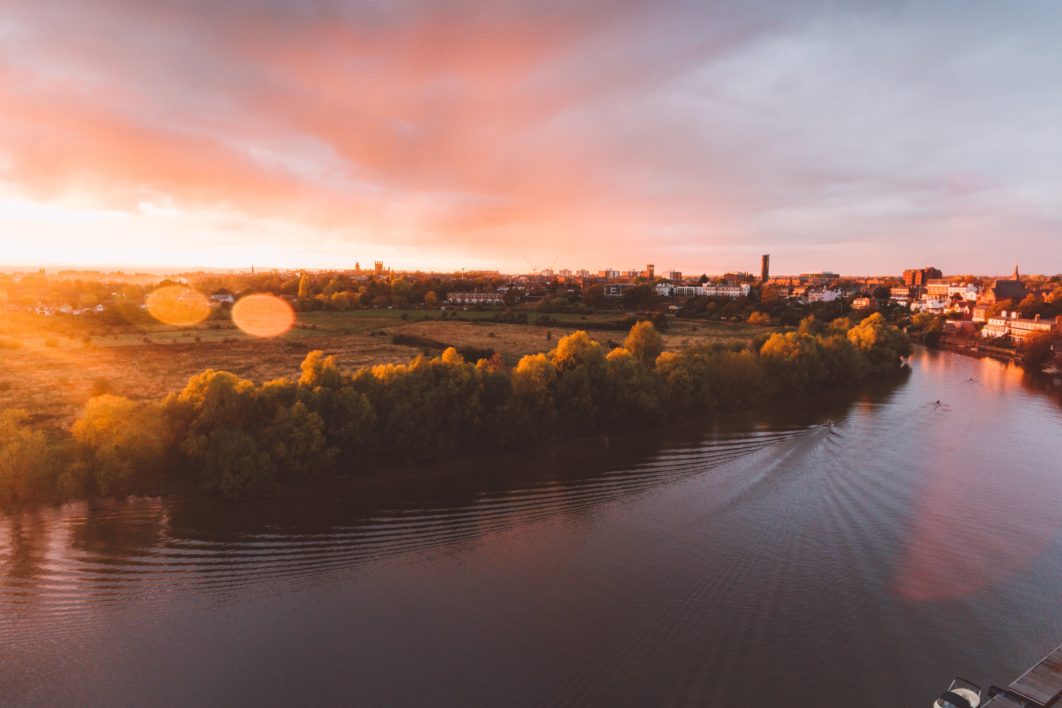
[447,292,504,305]
[852,297,873,310]
[982,312,1061,343]
[702,283,752,298]
[910,299,948,314]
[804,288,841,303]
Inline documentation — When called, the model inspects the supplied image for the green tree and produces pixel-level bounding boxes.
[264,401,336,479]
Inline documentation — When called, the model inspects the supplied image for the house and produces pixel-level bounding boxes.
[210,290,235,306]
[911,299,948,314]
[852,297,873,310]
[805,288,841,304]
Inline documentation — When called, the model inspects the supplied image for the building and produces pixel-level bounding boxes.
[642,264,655,279]
[800,272,839,282]
[890,286,915,303]
[374,261,384,276]
[910,299,948,314]
[599,268,620,279]
[903,266,943,287]
[980,265,1027,304]
[804,288,841,304]
[703,283,752,298]
[558,269,572,278]
[852,297,873,310]
[673,285,703,297]
[604,283,636,297]
[576,270,591,278]
[925,280,951,298]
[761,254,770,283]
[447,292,503,305]
[665,270,682,282]
[209,290,235,306]
[981,313,1062,343]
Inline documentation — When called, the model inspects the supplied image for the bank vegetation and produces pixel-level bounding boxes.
[0,314,910,506]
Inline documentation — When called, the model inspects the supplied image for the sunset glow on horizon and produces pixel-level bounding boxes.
[2,1,1062,274]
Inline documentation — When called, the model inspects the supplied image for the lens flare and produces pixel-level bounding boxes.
[146,285,211,327]
[231,294,295,338]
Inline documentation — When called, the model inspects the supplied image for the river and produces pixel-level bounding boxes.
[3,348,1062,707]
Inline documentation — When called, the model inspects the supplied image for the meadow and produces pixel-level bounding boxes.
[0,308,768,428]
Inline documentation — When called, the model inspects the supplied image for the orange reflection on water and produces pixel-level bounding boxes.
[231,294,294,338]
[145,285,211,327]
[894,355,1062,602]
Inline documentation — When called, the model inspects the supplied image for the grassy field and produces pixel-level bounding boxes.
[0,308,771,428]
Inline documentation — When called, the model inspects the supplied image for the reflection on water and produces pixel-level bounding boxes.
[2,349,1062,707]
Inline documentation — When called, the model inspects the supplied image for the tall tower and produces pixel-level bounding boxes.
[374,261,384,276]
[646,264,655,279]
[761,254,770,283]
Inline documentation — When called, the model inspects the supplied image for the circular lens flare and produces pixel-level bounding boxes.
[232,294,295,338]
[146,285,211,327]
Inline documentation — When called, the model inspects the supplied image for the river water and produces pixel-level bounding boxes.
[3,349,1062,707]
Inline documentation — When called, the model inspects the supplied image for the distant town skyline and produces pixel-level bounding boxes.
[3,2,1062,273]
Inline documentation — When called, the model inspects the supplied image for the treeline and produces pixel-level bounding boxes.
[0,314,910,506]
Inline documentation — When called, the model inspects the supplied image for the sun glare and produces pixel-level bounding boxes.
[146,285,211,327]
[231,294,295,338]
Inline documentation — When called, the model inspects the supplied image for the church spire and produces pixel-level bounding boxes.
[1013,262,1020,281]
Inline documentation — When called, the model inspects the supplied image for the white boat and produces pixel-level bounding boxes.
[934,678,982,708]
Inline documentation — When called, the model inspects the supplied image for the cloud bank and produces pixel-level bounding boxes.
[1,0,1060,273]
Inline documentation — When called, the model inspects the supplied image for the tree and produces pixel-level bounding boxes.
[622,284,654,308]
[759,332,827,393]
[602,348,662,426]
[72,395,170,495]
[264,401,336,479]
[624,321,664,365]
[0,410,62,504]
[797,315,826,336]
[747,311,771,326]
[582,284,606,308]
[1021,332,1055,369]
[297,274,312,299]
[847,312,912,373]
[424,291,438,307]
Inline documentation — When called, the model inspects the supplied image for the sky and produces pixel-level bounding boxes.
[1,0,1060,276]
